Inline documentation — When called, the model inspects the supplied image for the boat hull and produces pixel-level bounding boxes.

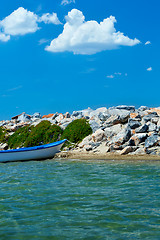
[0,140,66,163]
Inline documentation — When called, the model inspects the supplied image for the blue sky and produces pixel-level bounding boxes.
[0,0,159,120]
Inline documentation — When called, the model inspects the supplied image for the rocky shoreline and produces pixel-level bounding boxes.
[1,105,160,158]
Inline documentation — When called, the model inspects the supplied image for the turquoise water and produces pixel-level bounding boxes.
[0,159,160,240]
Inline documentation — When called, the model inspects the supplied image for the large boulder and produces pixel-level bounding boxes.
[145,133,158,148]
[138,106,149,111]
[132,147,146,155]
[147,108,160,116]
[129,133,148,146]
[64,112,70,118]
[42,113,58,119]
[98,112,110,121]
[142,112,158,123]
[119,112,130,123]
[18,113,31,122]
[135,124,148,133]
[120,146,135,155]
[55,113,64,123]
[92,129,105,142]
[72,111,83,118]
[145,146,160,155]
[130,113,140,119]
[146,122,157,132]
[78,135,92,148]
[104,124,122,140]
[0,143,8,150]
[59,118,73,130]
[109,105,135,112]
[151,117,159,124]
[89,107,107,118]
[93,142,109,154]
[104,115,121,126]
[89,120,101,133]
[128,118,141,129]
[32,112,41,119]
[72,108,93,119]
[0,121,6,127]
[157,119,160,131]
[108,108,130,119]
[109,127,131,146]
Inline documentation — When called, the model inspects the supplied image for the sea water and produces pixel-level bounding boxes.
[0,159,160,240]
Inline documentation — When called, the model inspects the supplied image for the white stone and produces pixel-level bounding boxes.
[92,129,104,142]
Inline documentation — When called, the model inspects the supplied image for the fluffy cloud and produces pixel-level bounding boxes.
[46,9,140,55]
[0,32,10,42]
[114,72,122,75]
[145,41,151,45]
[0,7,39,36]
[38,38,50,45]
[0,7,61,42]
[147,67,152,71]
[107,75,114,79]
[61,0,75,6]
[107,72,127,79]
[38,13,62,25]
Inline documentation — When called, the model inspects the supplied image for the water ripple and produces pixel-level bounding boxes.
[0,159,160,239]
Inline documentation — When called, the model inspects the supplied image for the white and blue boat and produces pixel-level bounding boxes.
[0,139,67,163]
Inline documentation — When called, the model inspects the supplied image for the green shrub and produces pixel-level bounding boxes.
[24,121,62,147]
[8,125,32,149]
[8,121,63,149]
[61,119,92,143]
[0,127,7,143]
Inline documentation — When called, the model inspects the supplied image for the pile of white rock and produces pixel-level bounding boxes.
[1,105,160,155]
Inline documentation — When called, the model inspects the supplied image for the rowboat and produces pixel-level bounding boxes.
[0,139,67,163]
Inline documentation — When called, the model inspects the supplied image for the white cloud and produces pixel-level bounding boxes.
[82,68,96,74]
[38,13,62,25]
[145,41,151,45]
[0,32,10,42]
[147,67,152,71]
[38,38,50,45]
[107,75,114,79]
[7,85,23,92]
[107,72,127,79]
[0,7,61,42]
[0,7,39,36]
[114,72,122,75]
[45,9,140,55]
[61,0,75,6]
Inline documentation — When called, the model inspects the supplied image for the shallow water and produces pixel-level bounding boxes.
[0,159,160,239]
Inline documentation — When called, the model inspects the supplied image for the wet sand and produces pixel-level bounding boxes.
[55,151,160,161]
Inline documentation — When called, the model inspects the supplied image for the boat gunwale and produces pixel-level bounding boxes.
[0,139,67,154]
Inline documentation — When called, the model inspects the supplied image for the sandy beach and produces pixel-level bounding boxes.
[55,151,160,161]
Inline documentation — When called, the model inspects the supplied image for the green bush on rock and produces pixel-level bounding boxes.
[7,119,92,149]
[8,121,62,149]
[24,121,62,147]
[0,127,7,143]
[61,119,92,144]
[8,125,32,149]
